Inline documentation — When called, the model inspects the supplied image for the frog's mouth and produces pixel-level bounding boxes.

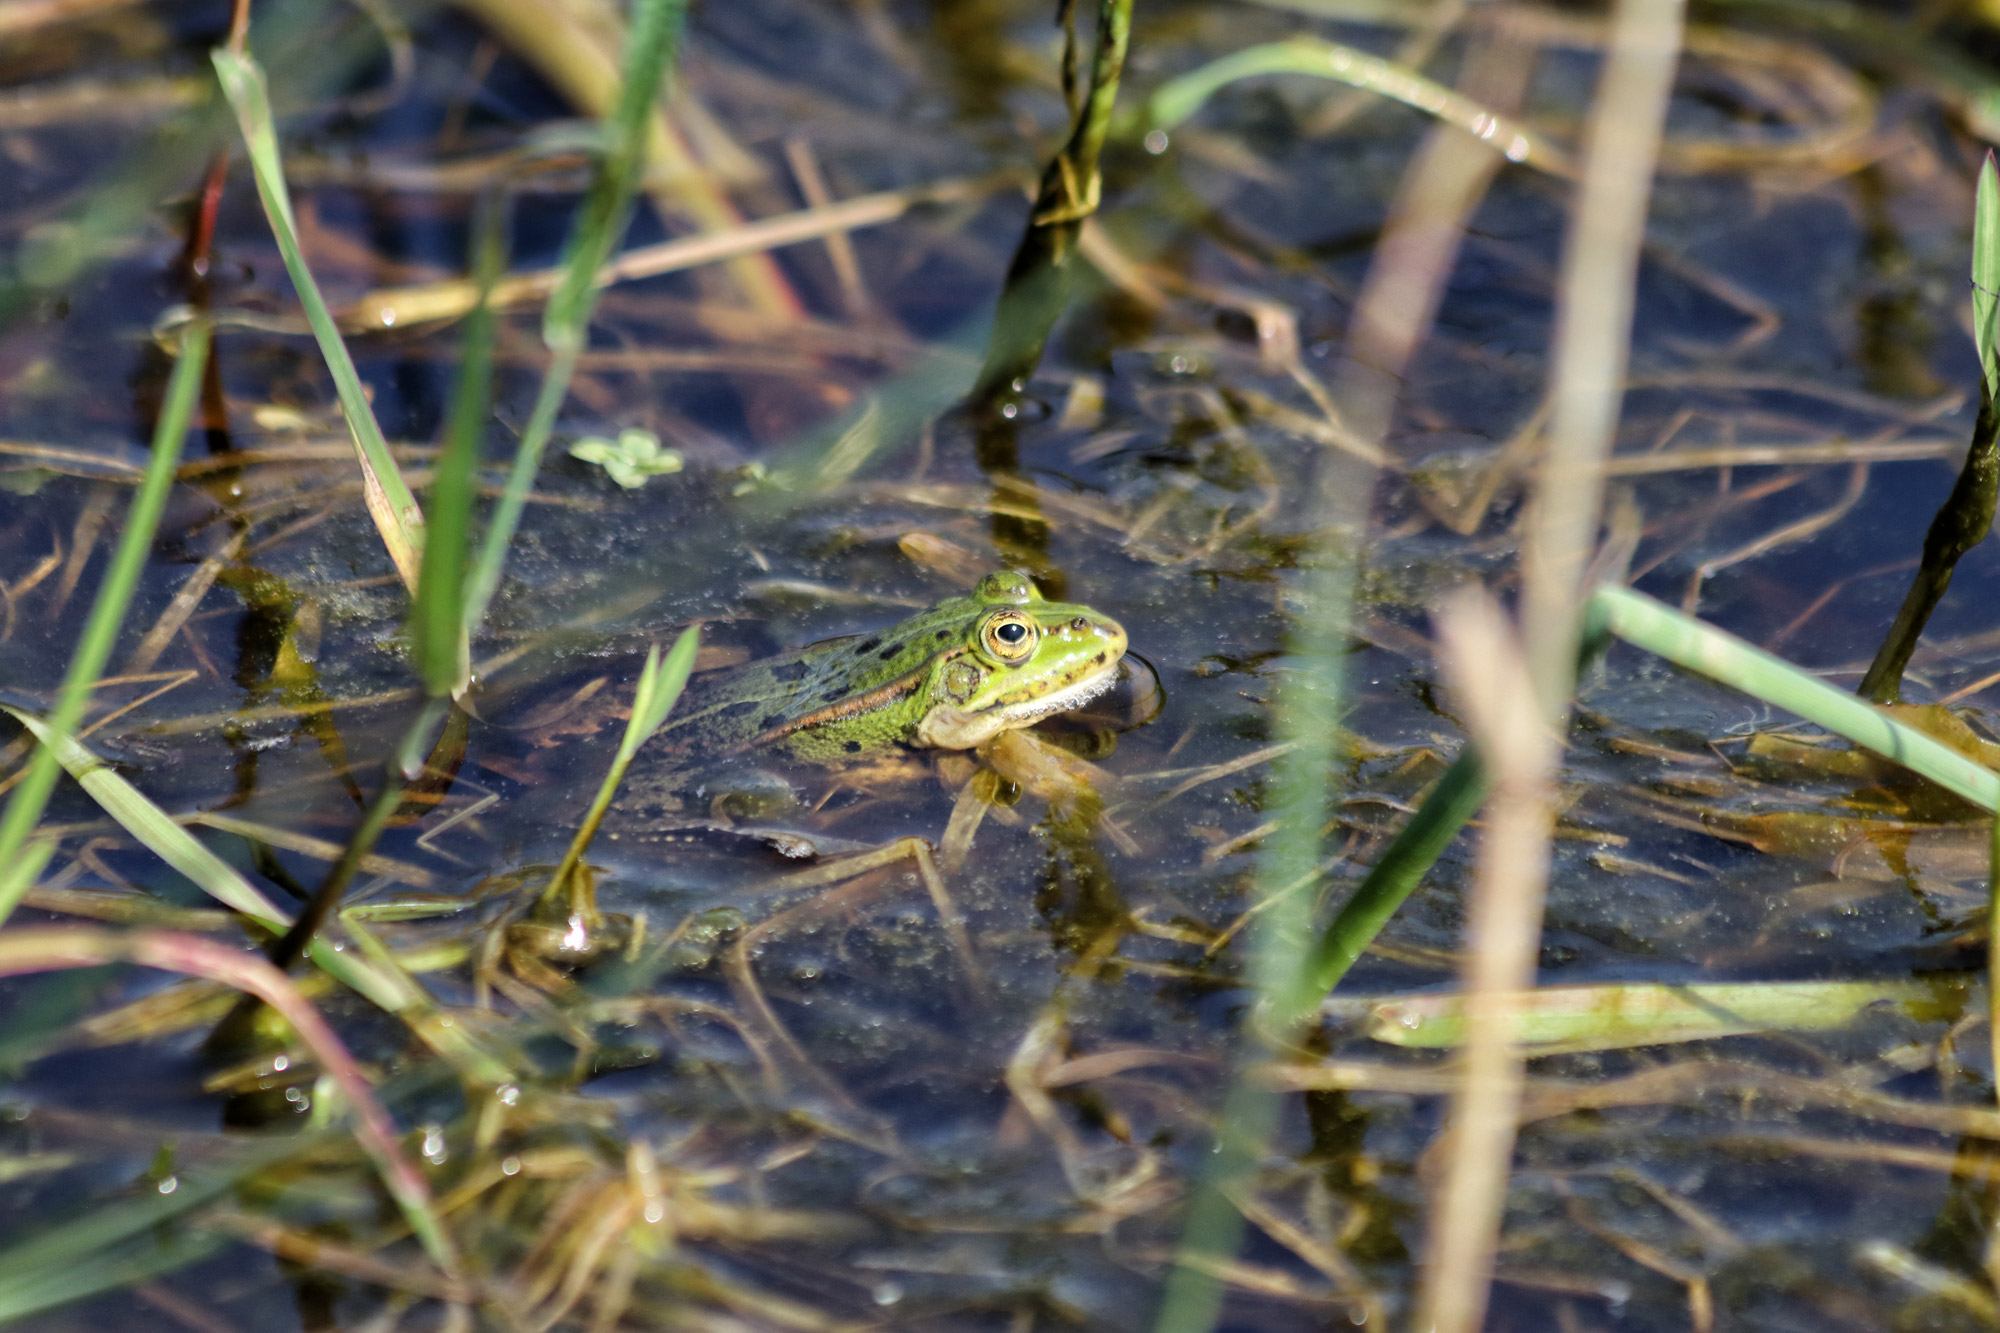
[916,658,1123,750]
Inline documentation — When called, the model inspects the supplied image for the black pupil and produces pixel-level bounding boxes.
[995,621,1027,645]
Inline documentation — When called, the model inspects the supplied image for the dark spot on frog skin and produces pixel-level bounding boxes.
[843,740,862,753]
[1091,652,1106,665]
[760,713,785,730]
[723,700,758,717]
[855,637,881,654]
[769,661,807,683]
[935,628,951,641]
[878,643,902,660]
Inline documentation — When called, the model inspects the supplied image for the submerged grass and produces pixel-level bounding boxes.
[13,0,2000,1328]
[0,320,211,927]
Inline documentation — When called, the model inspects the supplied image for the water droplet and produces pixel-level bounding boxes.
[157,1176,178,1195]
[497,1084,520,1106]
[1143,129,1170,155]
[380,308,397,327]
[644,1200,666,1224]
[271,1054,289,1072]
[872,1282,904,1307]
[501,1156,522,1176]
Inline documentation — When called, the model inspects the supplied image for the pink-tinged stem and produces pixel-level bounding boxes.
[0,927,460,1278]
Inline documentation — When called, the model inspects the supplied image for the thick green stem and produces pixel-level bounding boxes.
[1859,382,2000,703]
[970,0,1132,408]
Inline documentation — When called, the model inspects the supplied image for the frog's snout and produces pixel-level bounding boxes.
[1060,612,1127,665]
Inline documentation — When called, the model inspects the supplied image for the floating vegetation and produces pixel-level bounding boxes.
[9,1,2000,1330]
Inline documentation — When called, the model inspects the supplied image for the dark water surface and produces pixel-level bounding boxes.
[4,1,2000,1329]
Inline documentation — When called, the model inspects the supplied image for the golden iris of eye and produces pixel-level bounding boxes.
[984,613,1036,660]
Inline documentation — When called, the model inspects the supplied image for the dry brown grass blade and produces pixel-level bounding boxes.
[447,0,803,317]
[122,529,246,676]
[1411,589,1562,1333]
[340,174,1006,331]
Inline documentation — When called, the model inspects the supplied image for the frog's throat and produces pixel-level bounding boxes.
[916,661,1121,749]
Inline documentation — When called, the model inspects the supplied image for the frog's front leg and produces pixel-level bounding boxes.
[942,729,1136,872]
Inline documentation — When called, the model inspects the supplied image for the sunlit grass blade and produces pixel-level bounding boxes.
[461,0,689,637]
[210,48,426,593]
[0,927,459,1277]
[1990,811,2000,1098]
[1975,151,1999,401]
[1345,978,1967,1054]
[543,624,700,913]
[1591,585,2000,810]
[0,707,292,928]
[0,320,211,928]
[1143,37,1572,177]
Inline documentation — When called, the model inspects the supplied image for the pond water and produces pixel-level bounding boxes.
[4,1,2000,1330]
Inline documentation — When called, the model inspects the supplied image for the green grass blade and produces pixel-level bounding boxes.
[543,0,685,351]
[0,927,459,1277]
[0,1136,304,1324]
[0,320,212,928]
[211,47,426,593]
[1304,749,1490,997]
[411,194,503,699]
[1990,810,2000,1091]
[460,0,689,637]
[542,624,700,909]
[1349,979,1967,1053]
[1976,151,1999,401]
[1590,584,2000,809]
[0,708,292,929]
[1144,37,1569,176]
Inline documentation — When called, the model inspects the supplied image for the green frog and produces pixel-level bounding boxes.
[606,570,1129,836]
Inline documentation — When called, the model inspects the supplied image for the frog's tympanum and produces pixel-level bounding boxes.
[648,570,1128,764]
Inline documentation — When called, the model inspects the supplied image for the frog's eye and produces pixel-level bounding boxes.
[982,611,1038,662]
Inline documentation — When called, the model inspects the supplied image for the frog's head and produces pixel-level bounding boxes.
[915,570,1128,749]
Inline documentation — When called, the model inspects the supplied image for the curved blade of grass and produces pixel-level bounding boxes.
[0,321,211,928]
[211,48,425,593]
[0,927,458,1277]
[461,0,688,637]
[1350,978,1968,1053]
[0,708,291,928]
[1144,37,1573,177]
[543,623,699,912]
[1590,584,2000,809]
[1976,151,1999,401]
